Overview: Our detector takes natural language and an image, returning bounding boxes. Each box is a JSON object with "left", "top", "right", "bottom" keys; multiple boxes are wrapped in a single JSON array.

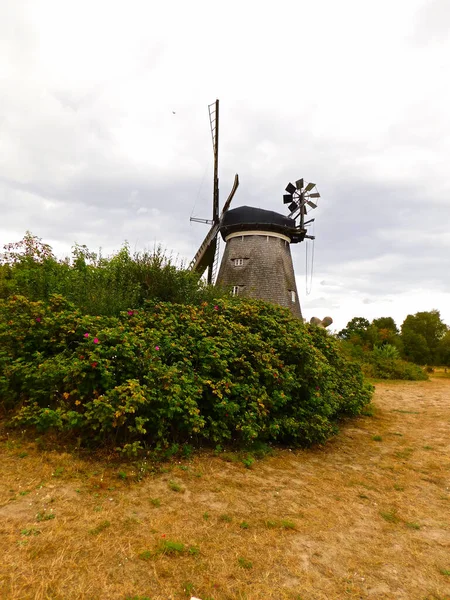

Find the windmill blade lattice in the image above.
[{"left": 189, "top": 99, "right": 239, "bottom": 282}]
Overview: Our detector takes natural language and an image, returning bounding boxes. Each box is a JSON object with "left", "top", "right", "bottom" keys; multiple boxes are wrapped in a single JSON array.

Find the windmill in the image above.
[
  {"left": 189, "top": 100, "right": 240, "bottom": 283},
  {"left": 282, "top": 178, "right": 320, "bottom": 236},
  {"left": 188, "top": 103, "right": 322, "bottom": 319},
  {"left": 213, "top": 178, "right": 321, "bottom": 319}
]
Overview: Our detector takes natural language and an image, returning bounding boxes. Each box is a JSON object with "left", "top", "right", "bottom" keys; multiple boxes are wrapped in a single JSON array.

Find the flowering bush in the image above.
[{"left": 0, "top": 295, "right": 373, "bottom": 450}]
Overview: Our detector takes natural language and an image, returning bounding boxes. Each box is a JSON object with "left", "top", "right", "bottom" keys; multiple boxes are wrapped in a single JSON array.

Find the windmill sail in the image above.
[
  {"left": 221, "top": 174, "right": 239, "bottom": 215},
  {"left": 212, "top": 235, "right": 221, "bottom": 282},
  {"left": 190, "top": 174, "right": 239, "bottom": 276},
  {"left": 189, "top": 223, "right": 220, "bottom": 275},
  {"left": 189, "top": 97, "right": 239, "bottom": 279},
  {"left": 208, "top": 100, "right": 220, "bottom": 225}
]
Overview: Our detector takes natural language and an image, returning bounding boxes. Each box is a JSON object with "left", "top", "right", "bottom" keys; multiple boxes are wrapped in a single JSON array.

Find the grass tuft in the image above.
[
  {"left": 238, "top": 557, "right": 253, "bottom": 569},
  {"left": 219, "top": 514, "right": 232, "bottom": 523},
  {"left": 20, "top": 528, "right": 41, "bottom": 536},
  {"left": 395, "top": 447, "right": 415, "bottom": 460},
  {"left": 168, "top": 480, "right": 184, "bottom": 493},
  {"left": 36, "top": 511, "right": 55, "bottom": 522},
  {"left": 265, "top": 520, "right": 278, "bottom": 528},
  {"left": 380, "top": 509, "right": 400, "bottom": 524},
  {"left": 159, "top": 540, "right": 186, "bottom": 555},
  {"left": 89, "top": 520, "right": 111, "bottom": 535}
]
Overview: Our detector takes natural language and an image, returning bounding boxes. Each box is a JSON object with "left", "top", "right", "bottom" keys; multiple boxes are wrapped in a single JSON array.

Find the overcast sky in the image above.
[{"left": 1, "top": 0, "right": 449, "bottom": 331}]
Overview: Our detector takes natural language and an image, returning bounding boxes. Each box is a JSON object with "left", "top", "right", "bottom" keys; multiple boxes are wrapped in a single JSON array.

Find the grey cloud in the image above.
[
  {"left": 302, "top": 296, "right": 341, "bottom": 310},
  {"left": 1, "top": 0, "right": 450, "bottom": 333},
  {"left": 320, "top": 280, "right": 343, "bottom": 288},
  {"left": 3, "top": 96, "right": 450, "bottom": 302}
]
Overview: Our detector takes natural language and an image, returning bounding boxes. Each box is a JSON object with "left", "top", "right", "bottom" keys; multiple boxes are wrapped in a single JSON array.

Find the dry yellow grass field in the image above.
[{"left": 1, "top": 377, "right": 449, "bottom": 600}]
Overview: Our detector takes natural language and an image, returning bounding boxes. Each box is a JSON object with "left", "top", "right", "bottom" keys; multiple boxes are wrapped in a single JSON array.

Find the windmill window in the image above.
[
  {"left": 232, "top": 286, "right": 239, "bottom": 296},
  {"left": 291, "top": 290, "right": 296, "bottom": 303},
  {"left": 234, "top": 258, "right": 244, "bottom": 266}
]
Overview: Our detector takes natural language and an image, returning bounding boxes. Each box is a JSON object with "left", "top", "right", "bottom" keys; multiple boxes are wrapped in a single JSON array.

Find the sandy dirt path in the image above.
[{"left": 1, "top": 378, "right": 449, "bottom": 599}]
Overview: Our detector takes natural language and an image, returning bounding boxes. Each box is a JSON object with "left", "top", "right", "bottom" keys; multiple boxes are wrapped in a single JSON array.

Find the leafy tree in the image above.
[
  {"left": 437, "top": 329, "right": 450, "bottom": 366},
  {"left": 338, "top": 317, "right": 371, "bottom": 341},
  {"left": 0, "top": 231, "right": 55, "bottom": 265},
  {"left": 370, "top": 316, "right": 403, "bottom": 354},
  {"left": 338, "top": 316, "right": 400, "bottom": 352},
  {"left": 401, "top": 330, "right": 430, "bottom": 364},
  {"left": 372, "top": 317, "right": 399, "bottom": 334},
  {"left": 372, "top": 317, "right": 399, "bottom": 345},
  {"left": 401, "top": 310, "right": 447, "bottom": 365}
]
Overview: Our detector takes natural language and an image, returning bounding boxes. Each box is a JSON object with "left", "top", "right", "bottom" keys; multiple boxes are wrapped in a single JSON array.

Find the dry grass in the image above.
[{"left": 1, "top": 378, "right": 450, "bottom": 600}]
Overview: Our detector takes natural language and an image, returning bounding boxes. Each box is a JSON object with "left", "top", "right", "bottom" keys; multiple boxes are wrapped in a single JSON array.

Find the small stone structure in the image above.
[{"left": 310, "top": 316, "right": 333, "bottom": 328}]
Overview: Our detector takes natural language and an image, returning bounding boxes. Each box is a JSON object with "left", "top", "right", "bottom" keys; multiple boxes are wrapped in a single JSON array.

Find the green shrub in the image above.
[
  {"left": 362, "top": 356, "right": 428, "bottom": 381},
  {"left": 0, "top": 294, "right": 373, "bottom": 450},
  {"left": 372, "top": 344, "right": 400, "bottom": 360},
  {"left": 0, "top": 234, "right": 227, "bottom": 316},
  {"left": 340, "top": 338, "right": 428, "bottom": 381}
]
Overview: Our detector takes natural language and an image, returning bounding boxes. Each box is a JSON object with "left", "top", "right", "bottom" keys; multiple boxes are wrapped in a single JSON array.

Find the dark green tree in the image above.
[
  {"left": 437, "top": 329, "right": 450, "bottom": 366},
  {"left": 401, "top": 310, "right": 447, "bottom": 365},
  {"left": 401, "top": 330, "right": 430, "bottom": 365},
  {"left": 372, "top": 317, "right": 399, "bottom": 335},
  {"left": 338, "top": 317, "right": 371, "bottom": 341},
  {"left": 338, "top": 317, "right": 399, "bottom": 351},
  {"left": 371, "top": 316, "right": 402, "bottom": 352}
]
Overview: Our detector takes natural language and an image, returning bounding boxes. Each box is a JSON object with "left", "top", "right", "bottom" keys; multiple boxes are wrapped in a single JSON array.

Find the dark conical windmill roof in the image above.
[{"left": 220, "top": 206, "right": 296, "bottom": 240}]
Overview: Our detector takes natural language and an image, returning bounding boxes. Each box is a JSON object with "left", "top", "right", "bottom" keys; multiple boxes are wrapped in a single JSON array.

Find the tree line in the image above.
[{"left": 337, "top": 311, "right": 450, "bottom": 367}]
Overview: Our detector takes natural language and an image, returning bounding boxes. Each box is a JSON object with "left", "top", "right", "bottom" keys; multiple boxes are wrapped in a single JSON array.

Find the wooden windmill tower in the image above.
[{"left": 190, "top": 101, "right": 320, "bottom": 319}]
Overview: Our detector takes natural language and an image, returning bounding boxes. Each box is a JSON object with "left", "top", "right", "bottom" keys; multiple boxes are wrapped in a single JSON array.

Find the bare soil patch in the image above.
[{"left": 1, "top": 378, "right": 449, "bottom": 600}]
